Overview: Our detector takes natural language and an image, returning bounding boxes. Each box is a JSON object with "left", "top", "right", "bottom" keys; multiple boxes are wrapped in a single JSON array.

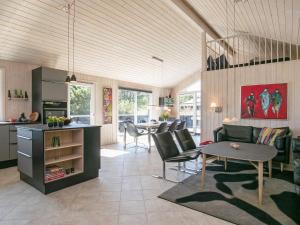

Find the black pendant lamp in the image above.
[
  {"left": 65, "top": 1, "right": 77, "bottom": 83},
  {"left": 70, "top": 0, "right": 77, "bottom": 83},
  {"left": 65, "top": 3, "right": 71, "bottom": 83}
]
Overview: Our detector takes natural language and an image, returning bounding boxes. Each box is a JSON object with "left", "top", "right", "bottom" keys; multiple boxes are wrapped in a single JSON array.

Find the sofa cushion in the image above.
[
  {"left": 252, "top": 127, "right": 262, "bottom": 143},
  {"left": 223, "top": 124, "right": 253, "bottom": 143},
  {"left": 257, "top": 127, "right": 285, "bottom": 146}
]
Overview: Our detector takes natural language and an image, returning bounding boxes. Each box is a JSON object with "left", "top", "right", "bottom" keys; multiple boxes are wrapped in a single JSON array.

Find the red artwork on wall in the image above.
[{"left": 241, "top": 83, "right": 287, "bottom": 119}]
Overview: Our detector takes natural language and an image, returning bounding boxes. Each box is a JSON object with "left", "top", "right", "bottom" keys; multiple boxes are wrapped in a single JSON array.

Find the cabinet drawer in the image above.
[
  {"left": 17, "top": 138, "right": 32, "bottom": 157},
  {"left": 10, "top": 131, "right": 17, "bottom": 144},
  {"left": 0, "top": 126, "right": 10, "bottom": 162},
  {"left": 18, "top": 152, "right": 32, "bottom": 177},
  {"left": 9, "top": 144, "right": 18, "bottom": 160},
  {"left": 17, "top": 129, "right": 32, "bottom": 139},
  {"left": 9, "top": 125, "right": 17, "bottom": 132}
]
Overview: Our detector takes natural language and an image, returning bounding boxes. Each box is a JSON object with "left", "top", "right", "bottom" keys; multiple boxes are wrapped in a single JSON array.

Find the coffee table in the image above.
[{"left": 201, "top": 141, "right": 277, "bottom": 205}]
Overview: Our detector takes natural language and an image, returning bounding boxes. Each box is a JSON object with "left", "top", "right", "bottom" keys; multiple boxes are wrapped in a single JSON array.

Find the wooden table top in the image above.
[{"left": 202, "top": 141, "right": 277, "bottom": 162}]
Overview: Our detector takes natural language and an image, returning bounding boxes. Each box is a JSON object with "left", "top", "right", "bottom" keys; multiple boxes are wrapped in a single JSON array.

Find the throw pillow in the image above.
[{"left": 257, "top": 127, "right": 285, "bottom": 146}]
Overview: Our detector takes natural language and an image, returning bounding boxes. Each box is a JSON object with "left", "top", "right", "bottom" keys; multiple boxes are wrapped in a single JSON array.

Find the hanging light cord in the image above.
[
  {"left": 73, "top": 0, "right": 76, "bottom": 75},
  {"left": 67, "top": 5, "right": 70, "bottom": 74}
]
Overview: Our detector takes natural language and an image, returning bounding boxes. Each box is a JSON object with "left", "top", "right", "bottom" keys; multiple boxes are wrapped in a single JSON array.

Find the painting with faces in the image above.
[{"left": 241, "top": 83, "right": 287, "bottom": 119}]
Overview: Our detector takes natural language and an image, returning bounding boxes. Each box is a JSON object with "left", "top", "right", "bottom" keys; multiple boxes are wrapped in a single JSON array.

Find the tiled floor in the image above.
[{"left": 0, "top": 141, "right": 231, "bottom": 225}]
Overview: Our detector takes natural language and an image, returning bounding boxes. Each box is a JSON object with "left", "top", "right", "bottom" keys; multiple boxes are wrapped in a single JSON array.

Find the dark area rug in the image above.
[{"left": 159, "top": 161, "right": 300, "bottom": 225}]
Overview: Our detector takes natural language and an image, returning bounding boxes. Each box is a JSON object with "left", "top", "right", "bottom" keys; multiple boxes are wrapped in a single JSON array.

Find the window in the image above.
[
  {"left": 118, "top": 88, "right": 152, "bottom": 131},
  {"left": 178, "top": 91, "right": 201, "bottom": 134},
  {"left": 68, "top": 82, "right": 95, "bottom": 125}
]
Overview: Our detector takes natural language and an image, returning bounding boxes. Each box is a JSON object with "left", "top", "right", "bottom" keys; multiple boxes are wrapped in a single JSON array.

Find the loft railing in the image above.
[{"left": 206, "top": 34, "right": 300, "bottom": 71}]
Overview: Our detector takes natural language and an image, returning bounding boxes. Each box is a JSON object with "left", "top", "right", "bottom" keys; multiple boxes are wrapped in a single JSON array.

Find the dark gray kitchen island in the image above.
[{"left": 16, "top": 124, "right": 101, "bottom": 194}]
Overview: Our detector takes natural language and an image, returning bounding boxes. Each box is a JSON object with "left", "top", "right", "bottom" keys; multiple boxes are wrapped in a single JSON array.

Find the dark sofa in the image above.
[
  {"left": 292, "top": 138, "right": 300, "bottom": 195},
  {"left": 214, "top": 124, "right": 292, "bottom": 171}
]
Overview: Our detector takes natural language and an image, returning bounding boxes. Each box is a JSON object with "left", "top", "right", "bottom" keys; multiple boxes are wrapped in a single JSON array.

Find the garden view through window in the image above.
[
  {"left": 178, "top": 91, "right": 201, "bottom": 134},
  {"left": 69, "top": 82, "right": 95, "bottom": 125},
  {"left": 118, "top": 88, "right": 151, "bottom": 132}
]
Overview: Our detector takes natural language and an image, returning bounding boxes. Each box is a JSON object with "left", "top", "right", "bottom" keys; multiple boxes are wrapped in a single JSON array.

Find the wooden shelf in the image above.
[
  {"left": 45, "top": 170, "right": 83, "bottom": 183},
  {"left": 45, "top": 143, "right": 82, "bottom": 151},
  {"left": 45, "top": 154, "right": 82, "bottom": 166},
  {"left": 8, "top": 98, "right": 30, "bottom": 101}
]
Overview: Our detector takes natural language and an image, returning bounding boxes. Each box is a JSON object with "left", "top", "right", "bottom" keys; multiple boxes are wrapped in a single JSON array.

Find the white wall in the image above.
[
  {"left": 171, "top": 70, "right": 201, "bottom": 117},
  {"left": 0, "top": 60, "right": 170, "bottom": 145},
  {"left": 201, "top": 60, "right": 300, "bottom": 141}
]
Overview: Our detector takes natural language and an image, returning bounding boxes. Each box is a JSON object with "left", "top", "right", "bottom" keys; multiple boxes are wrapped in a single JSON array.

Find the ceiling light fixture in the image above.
[
  {"left": 65, "top": 1, "right": 77, "bottom": 83},
  {"left": 70, "top": 0, "right": 77, "bottom": 83},
  {"left": 65, "top": 2, "right": 71, "bottom": 83}
]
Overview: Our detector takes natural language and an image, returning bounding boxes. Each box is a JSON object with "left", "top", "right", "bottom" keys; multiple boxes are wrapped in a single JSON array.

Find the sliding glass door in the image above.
[
  {"left": 118, "top": 88, "right": 152, "bottom": 131},
  {"left": 178, "top": 91, "right": 201, "bottom": 134}
]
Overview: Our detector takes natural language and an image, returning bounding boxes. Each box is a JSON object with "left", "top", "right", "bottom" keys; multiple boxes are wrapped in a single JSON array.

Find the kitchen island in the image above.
[{"left": 16, "top": 124, "right": 101, "bottom": 194}]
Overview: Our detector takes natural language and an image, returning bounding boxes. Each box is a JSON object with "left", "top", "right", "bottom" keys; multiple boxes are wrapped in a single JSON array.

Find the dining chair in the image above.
[
  {"left": 151, "top": 132, "right": 200, "bottom": 183},
  {"left": 154, "top": 122, "right": 168, "bottom": 134},
  {"left": 168, "top": 119, "right": 180, "bottom": 133},
  {"left": 174, "top": 129, "right": 202, "bottom": 173},
  {"left": 176, "top": 121, "right": 186, "bottom": 130},
  {"left": 125, "top": 122, "right": 148, "bottom": 150}
]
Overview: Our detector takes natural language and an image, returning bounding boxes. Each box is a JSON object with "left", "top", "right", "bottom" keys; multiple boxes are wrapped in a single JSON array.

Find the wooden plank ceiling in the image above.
[
  {"left": 188, "top": 0, "right": 300, "bottom": 45},
  {"left": 0, "top": 0, "right": 203, "bottom": 88}
]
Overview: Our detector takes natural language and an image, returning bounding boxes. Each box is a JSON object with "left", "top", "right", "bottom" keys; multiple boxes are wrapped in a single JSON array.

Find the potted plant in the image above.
[
  {"left": 160, "top": 111, "right": 170, "bottom": 121},
  {"left": 58, "top": 117, "right": 65, "bottom": 128},
  {"left": 53, "top": 117, "right": 58, "bottom": 127},
  {"left": 47, "top": 116, "right": 54, "bottom": 128}
]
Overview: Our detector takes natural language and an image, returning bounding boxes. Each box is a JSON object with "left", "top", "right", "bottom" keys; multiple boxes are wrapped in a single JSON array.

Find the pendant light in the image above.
[
  {"left": 65, "top": 3, "right": 71, "bottom": 83},
  {"left": 70, "top": 0, "right": 77, "bottom": 82}
]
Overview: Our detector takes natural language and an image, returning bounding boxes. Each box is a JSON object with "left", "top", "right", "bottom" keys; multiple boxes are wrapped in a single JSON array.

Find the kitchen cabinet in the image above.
[
  {"left": 42, "top": 67, "right": 67, "bottom": 83},
  {"left": 42, "top": 81, "right": 68, "bottom": 102},
  {"left": 9, "top": 125, "right": 18, "bottom": 160},
  {"left": 0, "top": 126, "right": 9, "bottom": 162},
  {"left": 16, "top": 124, "right": 101, "bottom": 194}
]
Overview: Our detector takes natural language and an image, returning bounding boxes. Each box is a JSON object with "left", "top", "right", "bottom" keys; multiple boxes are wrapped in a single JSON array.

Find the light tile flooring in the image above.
[{"left": 0, "top": 141, "right": 232, "bottom": 225}]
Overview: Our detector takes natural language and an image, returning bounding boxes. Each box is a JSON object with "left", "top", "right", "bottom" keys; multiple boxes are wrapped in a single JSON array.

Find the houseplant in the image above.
[
  {"left": 160, "top": 111, "right": 170, "bottom": 121},
  {"left": 58, "top": 117, "right": 65, "bottom": 127},
  {"left": 47, "top": 116, "right": 54, "bottom": 128}
]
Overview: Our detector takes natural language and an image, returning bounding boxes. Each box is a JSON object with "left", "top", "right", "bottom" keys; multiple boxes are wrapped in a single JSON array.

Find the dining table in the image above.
[{"left": 123, "top": 122, "right": 166, "bottom": 152}]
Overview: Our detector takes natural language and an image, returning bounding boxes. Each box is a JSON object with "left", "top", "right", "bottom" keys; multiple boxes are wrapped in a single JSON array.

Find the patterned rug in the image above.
[{"left": 159, "top": 161, "right": 300, "bottom": 225}]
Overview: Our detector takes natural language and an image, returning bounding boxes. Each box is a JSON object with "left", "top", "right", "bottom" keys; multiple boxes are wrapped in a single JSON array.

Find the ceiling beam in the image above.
[{"left": 170, "top": 0, "right": 235, "bottom": 55}]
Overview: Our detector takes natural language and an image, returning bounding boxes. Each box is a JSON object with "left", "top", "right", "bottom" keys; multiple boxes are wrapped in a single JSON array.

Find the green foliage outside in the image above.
[
  {"left": 70, "top": 85, "right": 91, "bottom": 115},
  {"left": 118, "top": 90, "right": 149, "bottom": 115},
  {"left": 118, "top": 90, "right": 134, "bottom": 115},
  {"left": 179, "top": 94, "right": 193, "bottom": 105},
  {"left": 137, "top": 93, "right": 149, "bottom": 114}
]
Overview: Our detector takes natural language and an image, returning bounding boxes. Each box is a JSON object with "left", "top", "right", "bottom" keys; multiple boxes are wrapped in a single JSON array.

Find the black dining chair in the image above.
[
  {"left": 152, "top": 132, "right": 200, "bottom": 183},
  {"left": 154, "top": 122, "right": 168, "bottom": 134},
  {"left": 125, "top": 122, "right": 148, "bottom": 150},
  {"left": 174, "top": 129, "right": 202, "bottom": 172},
  {"left": 176, "top": 121, "right": 186, "bottom": 130},
  {"left": 168, "top": 119, "right": 180, "bottom": 133}
]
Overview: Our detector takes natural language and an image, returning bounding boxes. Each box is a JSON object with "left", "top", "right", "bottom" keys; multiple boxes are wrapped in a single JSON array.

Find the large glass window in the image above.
[
  {"left": 178, "top": 91, "right": 201, "bottom": 134},
  {"left": 69, "top": 82, "right": 95, "bottom": 125},
  {"left": 118, "top": 88, "right": 151, "bottom": 131}
]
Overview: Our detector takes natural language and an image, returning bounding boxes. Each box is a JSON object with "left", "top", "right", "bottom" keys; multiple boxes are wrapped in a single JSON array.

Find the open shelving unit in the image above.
[{"left": 44, "top": 129, "right": 84, "bottom": 183}]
